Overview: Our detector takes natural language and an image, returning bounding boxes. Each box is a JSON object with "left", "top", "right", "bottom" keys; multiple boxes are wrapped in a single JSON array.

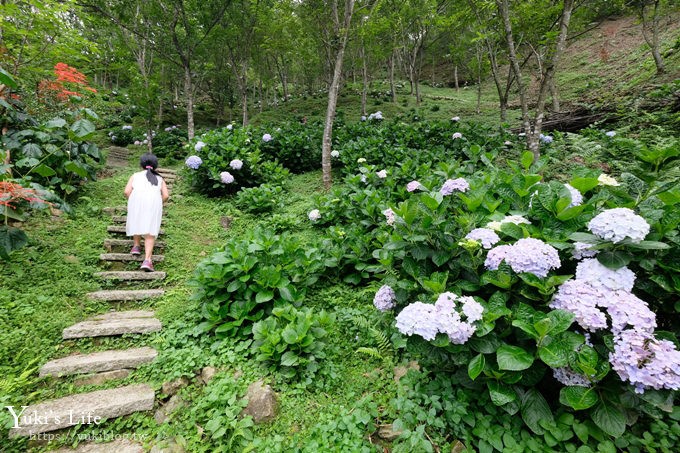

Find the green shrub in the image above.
[
  {"left": 252, "top": 305, "right": 334, "bottom": 380},
  {"left": 152, "top": 127, "right": 187, "bottom": 160},
  {"left": 234, "top": 184, "right": 283, "bottom": 214},
  {"left": 108, "top": 126, "right": 134, "bottom": 146}
]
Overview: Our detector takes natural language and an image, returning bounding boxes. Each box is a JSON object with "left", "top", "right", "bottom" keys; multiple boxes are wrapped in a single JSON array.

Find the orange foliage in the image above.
[
  {"left": 0, "top": 181, "right": 50, "bottom": 209},
  {"left": 38, "top": 62, "right": 97, "bottom": 102}
]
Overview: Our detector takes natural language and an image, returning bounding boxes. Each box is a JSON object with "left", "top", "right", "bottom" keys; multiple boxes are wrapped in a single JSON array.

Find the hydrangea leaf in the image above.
[
  {"left": 592, "top": 401, "right": 626, "bottom": 437},
  {"left": 468, "top": 353, "right": 485, "bottom": 380},
  {"left": 487, "top": 381, "right": 517, "bottom": 406},
  {"left": 497, "top": 344, "right": 534, "bottom": 371},
  {"left": 597, "top": 251, "right": 632, "bottom": 269},
  {"left": 521, "top": 389, "right": 554, "bottom": 435}
]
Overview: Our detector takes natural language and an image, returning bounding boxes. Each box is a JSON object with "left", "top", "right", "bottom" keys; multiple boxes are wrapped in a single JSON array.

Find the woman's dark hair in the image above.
[{"left": 140, "top": 153, "right": 160, "bottom": 186}]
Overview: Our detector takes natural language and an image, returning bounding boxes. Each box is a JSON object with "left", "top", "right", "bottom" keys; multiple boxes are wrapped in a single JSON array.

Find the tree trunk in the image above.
[
  {"left": 361, "top": 45, "right": 368, "bottom": 116},
  {"left": 454, "top": 65, "right": 459, "bottom": 92},
  {"left": 549, "top": 78, "right": 560, "bottom": 112},
  {"left": 389, "top": 54, "right": 397, "bottom": 102},
  {"left": 242, "top": 90, "right": 248, "bottom": 126},
  {"left": 640, "top": 1, "right": 665, "bottom": 75},
  {"left": 322, "top": 0, "right": 355, "bottom": 190},
  {"left": 184, "top": 65, "right": 195, "bottom": 139},
  {"left": 258, "top": 78, "right": 263, "bottom": 114}
]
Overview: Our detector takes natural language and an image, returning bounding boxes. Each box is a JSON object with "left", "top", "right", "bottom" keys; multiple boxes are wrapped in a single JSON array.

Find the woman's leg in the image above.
[
  {"left": 144, "top": 234, "right": 156, "bottom": 261},
  {"left": 133, "top": 234, "right": 141, "bottom": 248}
]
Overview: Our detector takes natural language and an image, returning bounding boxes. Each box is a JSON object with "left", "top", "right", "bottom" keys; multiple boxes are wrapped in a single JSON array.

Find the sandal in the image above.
[
  {"left": 140, "top": 259, "right": 154, "bottom": 272},
  {"left": 130, "top": 245, "right": 141, "bottom": 255}
]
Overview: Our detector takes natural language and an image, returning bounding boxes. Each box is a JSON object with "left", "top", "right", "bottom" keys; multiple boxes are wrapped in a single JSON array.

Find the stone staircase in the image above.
[{"left": 10, "top": 168, "right": 179, "bottom": 447}]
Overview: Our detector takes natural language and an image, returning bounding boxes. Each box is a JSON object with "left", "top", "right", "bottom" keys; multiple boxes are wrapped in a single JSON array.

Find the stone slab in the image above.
[
  {"left": 99, "top": 253, "right": 165, "bottom": 262},
  {"left": 91, "top": 310, "right": 156, "bottom": 321},
  {"left": 107, "top": 225, "right": 165, "bottom": 235},
  {"left": 40, "top": 347, "right": 157, "bottom": 377},
  {"left": 74, "top": 369, "right": 131, "bottom": 387},
  {"left": 54, "top": 439, "right": 144, "bottom": 453},
  {"left": 63, "top": 317, "right": 162, "bottom": 339},
  {"left": 112, "top": 216, "right": 165, "bottom": 224},
  {"left": 94, "top": 271, "right": 166, "bottom": 281},
  {"left": 87, "top": 289, "right": 165, "bottom": 301},
  {"left": 104, "top": 239, "right": 166, "bottom": 250},
  {"left": 7, "top": 384, "right": 155, "bottom": 437}
]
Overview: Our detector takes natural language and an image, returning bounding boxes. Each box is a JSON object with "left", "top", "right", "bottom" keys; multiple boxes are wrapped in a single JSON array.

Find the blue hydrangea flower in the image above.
[
  {"left": 465, "top": 228, "right": 500, "bottom": 249},
  {"left": 262, "top": 133, "right": 272, "bottom": 142},
  {"left": 194, "top": 141, "right": 206, "bottom": 152},
  {"left": 564, "top": 183, "right": 583, "bottom": 207},
  {"left": 373, "top": 285, "right": 396, "bottom": 311},
  {"left": 440, "top": 178, "right": 469, "bottom": 195},
  {"left": 552, "top": 367, "right": 592, "bottom": 387},
  {"left": 229, "top": 159, "right": 243, "bottom": 170},
  {"left": 575, "top": 259, "right": 635, "bottom": 293},
  {"left": 185, "top": 155, "right": 203, "bottom": 169},
  {"left": 220, "top": 171, "right": 234, "bottom": 184},
  {"left": 486, "top": 238, "right": 560, "bottom": 278}
]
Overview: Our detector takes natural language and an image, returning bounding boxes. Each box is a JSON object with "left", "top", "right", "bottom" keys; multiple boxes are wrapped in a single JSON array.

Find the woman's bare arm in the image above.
[
  {"left": 124, "top": 175, "right": 134, "bottom": 199},
  {"left": 161, "top": 179, "right": 170, "bottom": 202}
]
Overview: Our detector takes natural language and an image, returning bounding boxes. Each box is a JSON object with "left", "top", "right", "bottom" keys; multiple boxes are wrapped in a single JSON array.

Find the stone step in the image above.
[
  {"left": 103, "top": 207, "right": 168, "bottom": 217},
  {"left": 63, "top": 316, "right": 162, "bottom": 339},
  {"left": 94, "top": 271, "right": 166, "bottom": 281},
  {"left": 39, "top": 347, "right": 158, "bottom": 377},
  {"left": 104, "top": 238, "right": 166, "bottom": 251},
  {"left": 87, "top": 289, "right": 165, "bottom": 301},
  {"left": 157, "top": 168, "right": 177, "bottom": 175},
  {"left": 99, "top": 253, "right": 164, "bottom": 262},
  {"left": 91, "top": 310, "right": 156, "bottom": 320},
  {"left": 112, "top": 216, "right": 165, "bottom": 224},
  {"left": 53, "top": 439, "right": 144, "bottom": 453},
  {"left": 7, "top": 384, "right": 155, "bottom": 437},
  {"left": 107, "top": 225, "right": 165, "bottom": 235}
]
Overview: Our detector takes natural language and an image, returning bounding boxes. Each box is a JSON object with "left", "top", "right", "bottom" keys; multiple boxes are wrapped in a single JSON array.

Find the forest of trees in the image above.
[{"left": 1, "top": 0, "right": 676, "bottom": 142}]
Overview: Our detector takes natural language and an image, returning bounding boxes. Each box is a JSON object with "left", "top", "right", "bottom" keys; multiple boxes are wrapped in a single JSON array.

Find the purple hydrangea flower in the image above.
[
  {"left": 368, "top": 111, "right": 383, "bottom": 121},
  {"left": 395, "top": 302, "right": 439, "bottom": 341},
  {"left": 452, "top": 132, "right": 463, "bottom": 140},
  {"left": 361, "top": 115, "right": 367, "bottom": 121},
  {"left": 607, "top": 292, "right": 656, "bottom": 335},
  {"left": 373, "top": 285, "right": 396, "bottom": 311},
  {"left": 575, "top": 259, "right": 635, "bottom": 293},
  {"left": 572, "top": 242, "right": 598, "bottom": 260},
  {"left": 484, "top": 245, "right": 512, "bottom": 270},
  {"left": 460, "top": 296, "right": 484, "bottom": 323},
  {"left": 194, "top": 141, "right": 206, "bottom": 152},
  {"left": 487, "top": 238, "right": 560, "bottom": 277},
  {"left": 465, "top": 228, "right": 500, "bottom": 250},
  {"left": 605, "top": 131, "right": 616, "bottom": 137},
  {"left": 564, "top": 184, "right": 583, "bottom": 207},
  {"left": 539, "top": 134, "right": 553, "bottom": 144},
  {"left": 122, "top": 125, "right": 132, "bottom": 130},
  {"left": 440, "top": 178, "right": 469, "bottom": 195},
  {"left": 185, "top": 155, "right": 203, "bottom": 169},
  {"left": 610, "top": 329, "right": 680, "bottom": 393},
  {"left": 587, "top": 208, "right": 650, "bottom": 244},
  {"left": 308, "top": 209, "right": 321, "bottom": 221},
  {"left": 553, "top": 367, "right": 592, "bottom": 387},
  {"left": 406, "top": 180, "right": 421, "bottom": 192},
  {"left": 229, "top": 159, "right": 243, "bottom": 170},
  {"left": 550, "top": 280, "right": 609, "bottom": 331},
  {"left": 220, "top": 171, "right": 234, "bottom": 184},
  {"left": 383, "top": 208, "right": 396, "bottom": 226},
  {"left": 262, "top": 133, "right": 272, "bottom": 142}
]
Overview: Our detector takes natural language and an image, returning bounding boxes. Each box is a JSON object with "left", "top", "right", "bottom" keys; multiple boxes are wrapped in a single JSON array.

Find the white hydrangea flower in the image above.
[
  {"left": 597, "top": 174, "right": 620, "bottom": 186},
  {"left": 587, "top": 208, "right": 649, "bottom": 243}
]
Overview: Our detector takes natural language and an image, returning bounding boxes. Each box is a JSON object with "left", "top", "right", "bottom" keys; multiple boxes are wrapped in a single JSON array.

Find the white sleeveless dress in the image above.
[{"left": 126, "top": 171, "right": 163, "bottom": 237}]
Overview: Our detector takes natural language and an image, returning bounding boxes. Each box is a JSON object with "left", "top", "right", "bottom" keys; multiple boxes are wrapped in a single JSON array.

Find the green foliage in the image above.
[
  {"left": 152, "top": 127, "right": 188, "bottom": 160},
  {"left": 234, "top": 184, "right": 284, "bottom": 214},
  {"left": 108, "top": 126, "right": 134, "bottom": 146},
  {"left": 191, "top": 227, "right": 337, "bottom": 338},
  {"left": 252, "top": 305, "right": 334, "bottom": 380}
]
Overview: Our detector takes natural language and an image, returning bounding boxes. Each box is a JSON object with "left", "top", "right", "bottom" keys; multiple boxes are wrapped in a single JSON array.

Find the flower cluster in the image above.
[
  {"left": 185, "top": 155, "right": 203, "bottom": 170},
  {"left": 226, "top": 124, "right": 234, "bottom": 131},
  {"left": 376, "top": 170, "right": 387, "bottom": 179},
  {"left": 195, "top": 141, "right": 206, "bottom": 152},
  {"left": 485, "top": 238, "right": 561, "bottom": 278},
  {"left": 368, "top": 111, "right": 383, "bottom": 121},
  {"left": 229, "top": 159, "right": 243, "bottom": 170},
  {"left": 122, "top": 125, "right": 132, "bottom": 130},
  {"left": 552, "top": 367, "right": 592, "bottom": 387},
  {"left": 486, "top": 215, "right": 531, "bottom": 231},
  {"left": 465, "top": 228, "right": 500, "bottom": 249},
  {"left": 373, "top": 285, "right": 396, "bottom": 311},
  {"left": 262, "top": 133, "right": 272, "bottom": 142},
  {"left": 451, "top": 116, "right": 460, "bottom": 122},
  {"left": 539, "top": 134, "right": 553, "bottom": 144},
  {"left": 406, "top": 180, "right": 421, "bottom": 192},
  {"left": 587, "top": 208, "right": 650, "bottom": 244},
  {"left": 395, "top": 292, "right": 483, "bottom": 344},
  {"left": 383, "top": 208, "right": 396, "bottom": 226},
  {"left": 605, "top": 131, "right": 617, "bottom": 137},
  {"left": 440, "top": 178, "right": 469, "bottom": 195},
  {"left": 308, "top": 209, "right": 321, "bottom": 221},
  {"left": 564, "top": 184, "right": 583, "bottom": 207},
  {"left": 331, "top": 150, "right": 340, "bottom": 158},
  {"left": 164, "top": 125, "right": 179, "bottom": 132},
  {"left": 572, "top": 241, "right": 598, "bottom": 260},
  {"left": 452, "top": 132, "right": 463, "bottom": 140},
  {"left": 220, "top": 171, "right": 234, "bottom": 184},
  {"left": 597, "top": 174, "right": 619, "bottom": 186},
  {"left": 550, "top": 258, "right": 680, "bottom": 393}
]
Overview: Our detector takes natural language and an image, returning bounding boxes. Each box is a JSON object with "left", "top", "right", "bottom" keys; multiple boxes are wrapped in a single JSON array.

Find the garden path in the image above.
[{"left": 9, "top": 155, "right": 178, "bottom": 450}]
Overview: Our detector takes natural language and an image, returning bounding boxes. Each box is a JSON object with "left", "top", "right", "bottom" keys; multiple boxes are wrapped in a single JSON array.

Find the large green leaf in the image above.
[
  {"left": 537, "top": 337, "right": 570, "bottom": 367},
  {"left": 22, "top": 143, "right": 42, "bottom": 158},
  {"left": 70, "top": 119, "right": 96, "bottom": 139},
  {"left": 0, "top": 226, "right": 28, "bottom": 260},
  {"left": 592, "top": 401, "right": 626, "bottom": 437},
  {"left": 64, "top": 161, "right": 89, "bottom": 178},
  {"left": 497, "top": 344, "right": 534, "bottom": 371},
  {"left": 521, "top": 389, "right": 554, "bottom": 435},
  {"left": 468, "top": 353, "right": 485, "bottom": 380},
  {"left": 559, "top": 386, "right": 598, "bottom": 410},
  {"left": 45, "top": 118, "right": 67, "bottom": 129},
  {"left": 0, "top": 67, "right": 18, "bottom": 89},
  {"left": 487, "top": 381, "right": 516, "bottom": 406},
  {"left": 33, "top": 164, "right": 56, "bottom": 177},
  {"left": 255, "top": 289, "right": 274, "bottom": 303},
  {"left": 597, "top": 251, "right": 632, "bottom": 269}
]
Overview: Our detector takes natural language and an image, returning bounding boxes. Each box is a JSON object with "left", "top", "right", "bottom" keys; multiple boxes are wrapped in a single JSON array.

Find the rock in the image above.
[
  {"left": 154, "top": 395, "right": 185, "bottom": 424},
  {"left": 74, "top": 369, "right": 131, "bottom": 386},
  {"left": 40, "top": 347, "right": 157, "bottom": 377},
  {"left": 162, "top": 376, "right": 189, "bottom": 396},
  {"left": 150, "top": 438, "right": 185, "bottom": 453},
  {"left": 242, "top": 380, "right": 278, "bottom": 423},
  {"left": 63, "top": 317, "right": 162, "bottom": 339},
  {"left": 200, "top": 366, "right": 217, "bottom": 385},
  {"left": 220, "top": 216, "right": 233, "bottom": 229},
  {"left": 393, "top": 360, "right": 420, "bottom": 382},
  {"left": 378, "top": 424, "right": 403, "bottom": 441},
  {"left": 53, "top": 439, "right": 144, "bottom": 453},
  {"left": 451, "top": 440, "right": 467, "bottom": 453},
  {"left": 50, "top": 207, "right": 64, "bottom": 217},
  {"left": 64, "top": 255, "right": 80, "bottom": 264},
  {"left": 86, "top": 289, "right": 165, "bottom": 302},
  {"left": 94, "top": 271, "right": 167, "bottom": 281},
  {"left": 8, "top": 384, "right": 155, "bottom": 437}
]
